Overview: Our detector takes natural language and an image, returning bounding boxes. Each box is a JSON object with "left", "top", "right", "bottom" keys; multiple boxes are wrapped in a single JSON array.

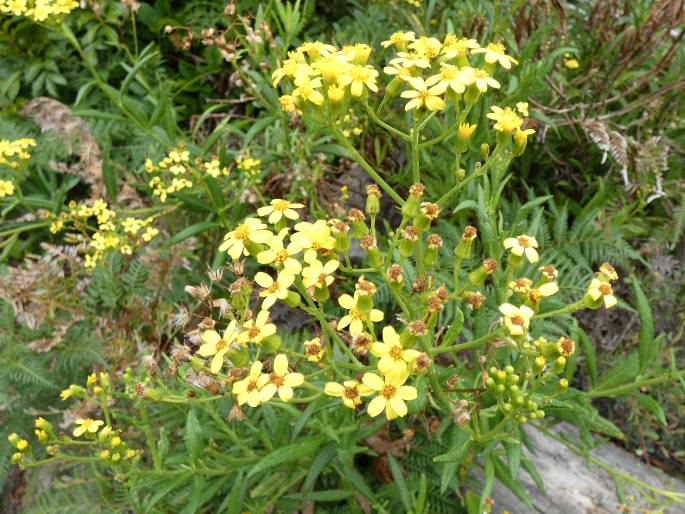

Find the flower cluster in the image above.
[
  {"left": 49, "top": 198, "right": 159, "bottom": 268},
  {"left": 0, "top": 0, "right": 78, "bottom": 21},
  {"left": 0, "top": 137, "right": 35, "bottom": 168}
]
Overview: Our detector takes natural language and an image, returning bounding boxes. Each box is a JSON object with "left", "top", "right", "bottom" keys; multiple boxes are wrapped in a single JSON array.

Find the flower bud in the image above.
[
  {"left": 424, "top": 234, "right": 443, "bottom": 266},
  {"left": 262, "top": 335, "right": 282, "bottom": 352},
  {"left": 399, "top": 226, "right": 418, "bottom": 258},
  {"left": 415, "top": 202, "right": 440, "bottom": 231},
  {"left": 228, "top": 346, "right": 249, "bottom": 367},
  {"left": 284, "top": 290, "right": 301, "bottom": 308},
  {"left": 365, "top": 184, "right": 381, "bottom": 216},
  {"left": 468, "top": 258, "right": 498, "bottom": 286},
  {"left": 556, "top": 378, "right": 569, "bottom": 393},
  {"left": 480, "top": 143, "right": 490, "bottom": 160},
  {"left": 401, "top": 183, "right": 424, "bottom": 219},
  {"left": 454, "top": 225, "right": 477, "bottom": 259},
  {"left": 143, "top": 388, "right": 162, "bottom": 401},
  {"left": 11, "top": 452, "right": 23, "bottom": 465},
  {"left": 360, "top": 234, "right": 383, "bottom": 267},
  {"left": 455, "top": 123, "right": 477, "bottom": 153}
]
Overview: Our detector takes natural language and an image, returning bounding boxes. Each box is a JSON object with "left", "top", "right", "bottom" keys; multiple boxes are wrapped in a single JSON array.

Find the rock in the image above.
[{"left": 491, "top": 423, "right": 685, "bottom": 513}]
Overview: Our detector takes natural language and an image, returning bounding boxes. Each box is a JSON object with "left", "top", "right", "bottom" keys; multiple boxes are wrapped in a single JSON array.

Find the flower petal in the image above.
[
  {"left": 362, "top": 372, "right": 385, "bottom": 391},
  {"left": 367, "top": 396, "right": 386, "bottom": 417}
]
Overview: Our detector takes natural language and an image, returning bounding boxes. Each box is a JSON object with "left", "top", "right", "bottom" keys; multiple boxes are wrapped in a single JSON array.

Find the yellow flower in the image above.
[
  {"left": 381, "top": 31, "right": 416, "bottom": 49},
  {"left": 324, "top": 380, "right": 373, "bottom": 408},
  {"left": 338, "top": 64, "right": 379, "bottom": 97},
  {"left": 426, "top": 63, "right": 467, "bottom": 94},
  {"left": 498, "top": 303, "right": 534, "bottom": 336},
  {"left": 516, "top": 102, "right": 529, "bottom": 117},
  {"left": 219, "top": 218, "right": 272, "bottom": 260},
  {"left": 389, "top": 52, "right": 431, "bottom": 69},
  {"left": 271, "top": 57, "right": 312, "bottom": 86},
  {"left": 73, "top": 419, "right": 104, "bottom": 437},
  {"left": 298, "top": 41, "right": 337, "bottom": 59},
  {"left": 441, "top": 35, "right": 480, "bottom": 59},
  {"left": 254, "top": 271, "right": 295, "bottom": 310},
  {"left": 382, "top": 62, "right": 413, "bottom": 81},
  {"left": 370, "top": 326, "right": 422, "bottom": 378},
  {"left": 337, "top": 293, "right": 384, "bottom": 335},
  {"left": 503, "top": 234, "right": 539, "bottom": 263},
  {"left": 587, "top": 279, "right": 618, "bottom": 309},
  {"left": 198, "top": 320, "right": 239, "bottom": 373},
  {"left": 408, "top": 36, "right": 442, "bottom": 59},
  {"left": 564, "top": 58, "right": 580, "bottom": 69},
  {"left": 327, "top": 85, "right": 346, "bottom": 103},
  {"left": 258, "top": 354, "right": 304, "bottom": 403},
  {"left": 313, "top": 55, "right": 351, "bottom": 82},
  {"left": 301, "top": 258, "right": 339, "bottom": 289},
  {"left": 256, "top": 230, "right": 303, "bottom": 275},
  {"left": 514, "top": 128, "right": 535, "bottom": 145},
  {"left": 303, "top": 337, "right": 324, "bottom": 362},
  {"left": 341, "top": 43, "right": 372, "bottom": 64},
  {"left": 237, "top": 310, "right": 277, "bottom": 345},
  {"left": 290, "top": 220, "right": 336, "bottom": 262},
  {"left": 471, "top": 42, "right": 518, "bottom": 69},
  {"left": 0, "top": 180, "right": 15, "bottom": 197},
  {"left": 457, "top": 67, "right": 500, "bottom": 93},
  {"left": 257, "top": 199, "right": 305, "bottom": 224},
  {"left": 597, "top": 263, "right": 618, "bottom": 281},
  {"left": 293, "top": 77, "right": 325, "bottom": 106},
  {"left": 279, "top": 94, "right": 297, "bottom": 113},
  {"left": 487, "top": 106, "right": 523, "bottom": 133},
  {"left": 400, "top": 77, "right": 445, "bottom": 111},
  {"left": 363, "top": 372, "right": 417, "bottom": 420},
  {"left": 232, "top": 361, "right": 266, "bottom": 407}
]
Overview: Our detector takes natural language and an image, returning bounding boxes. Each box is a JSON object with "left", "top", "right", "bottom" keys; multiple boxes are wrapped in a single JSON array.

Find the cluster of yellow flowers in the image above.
[
  {"left": 272, "top": 32, "right": 535, "bottom": 147},
  {"left": 0, "top": 179, "right": 14, "bottom": 198},
  {"left": 0, "top": 0, "right": 78, "bottom": 21},
  {"left": 235, "top": 154, "right": 262, "bottom": 179},
  {"left": 0, "top": 137, "right": 35, "bottom": 168},
  {"left": 49, "top": 198, "right": 159, "bottom": 268}
]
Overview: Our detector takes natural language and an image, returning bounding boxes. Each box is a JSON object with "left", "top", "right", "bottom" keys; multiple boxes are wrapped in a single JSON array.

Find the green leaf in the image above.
[
  {"left": 630, "top": 277, "right": 655, "bottom": 374},
  {"left": 185, "top": 407, "right": 203, "bottom": 464},
  {"left": 387, "top": 454, "right": 412, "bottom": 511},
  {"left": 493, "top": 456, "right": 533, "bottom": 509},
  {"left": 634, "top": 392, "right": 667, "bottom": 426},
  {"left": 166, "top": 220, "right": 218, "bottom": 246},
  {"left": 302, "top": 443, "right": 336, "bottom": 492},
  {"left": 225, "top": 472, "right": 247, "bottom": 514},
  {"left": 576, "top": 326, "right": 597, "bottom": 387},
  {"left": 284, "top": 490, "right": 354, "bottom": 501},
  {"left": 441, "top": 308, "right": 464, "bottom": 346},
  {"left": 247, "top": 436, "right": 324, "bottom": 478}
]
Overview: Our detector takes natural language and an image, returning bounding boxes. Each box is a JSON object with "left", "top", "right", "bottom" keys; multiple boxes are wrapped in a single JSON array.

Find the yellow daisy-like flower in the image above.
[
  {"left": 338, "top": 64, "right": 379, "bottom": 97},
  {"left": 73, "top": 419, "right": 104, "bottom": 437},
  {"left": 426, "top": 63, "right": 467, "bottom": 94},
  {"left": 564, "top": 58, "right": 580, "bottom": 69},
  {"left": 516, "top": 102, "right": 529, "bottom": 117},
  {"left": 290, "top": 220, "right": 336, "bottom": 262},
  {"left": 389, "top": 52, "right": 431, "bottom": 69},
  {"left": 293, "top": 77, "right": 325, "bottom": 106},
  {"left": 301, "top": 258, "right": 339, "bottom": 289},
  {"left": 232, "top": 361, "right": 266, "bottom": 407},
  {"left": 258, "top": 354, "right": 304, "bottom": 403},
  {"left": 237, "top": 310, "right": 277, "bottom": 345},
  {"left": 254, "top": 271, "right": 295, "bottom": 310},
  {"left": 219, "top": 218, "right": 272, "bottom": 260},
  {"left": 441, "top": 35, "right": 480, "bottom": 59},
  {"left": 503, "top": 234, "right": 539, "bottom": 263},
  {"left": 381, "top": 31, "right": 416, "bottom": 49},
  {"left": 487, "top": 106, "right": 523, "bottom": 133},
  {"left": 498, "top": 303, "right": 534, "bottom": 336},
  {"left": 324, "top": 380, "right": 373, "bottom": 408},
  {"left": 298, "top": 41, "right": 337, "bottom": 59},
  {"left": 471, "top": 42, "right": 518, "bottom": 69},
  {"left": 370, "top": 326, "right": 422, "bottom": 378},
  {"left": 457, "top": 67, "right": 500, "bottom": 93},
  {"left": 400, "top": 77, "right": 445, "bottom": 111},
  {"left": 0, "top": 179, "right": 15, "bottom": 197},
  {"left": 257, "top": 199, "right": 304, "bottom": 224},
  {"left": 363, "top": 372, "right": 417, "bottom": 420},
  {"left": 198, "top": 320, "right": 239, "bottom": 373},
  {"left": 312, "top": 54, "right": 352, "bottom": 82},
  {"left": 256, "top": 230, "right": 303, "bottom": 276},
  {"left": 382, "top": 62, "right": 413, "bottom": 80},
  {"left": 587, "top": 279, "right": 618, "bottom": 309},
  {"left": 408, "top": 36, "right": 442, "bottom": 59},
  {"left": 303, "top": 337, "right": 324, "bottom": 362},
  {"left": 337, "top": 293, "right": 384, "bottom": 335}
]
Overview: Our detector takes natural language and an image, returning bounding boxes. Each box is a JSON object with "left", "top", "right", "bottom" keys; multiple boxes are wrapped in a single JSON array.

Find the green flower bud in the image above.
[
  {"left": 365, "top": 184, "right": 381, "bottom": 216},
  {"left": 284, "top": 290, "right": 301, "bottom": 308},
  {"left": 143, "top": 388, "right": 162, "bottom": 401},
  {"left": 228, "top": 346, "right": 249, "bottom": 367},
  {"left": 556, "top": 378, "right": 569, "bottom": 394},
  {"left": 262, "top": 335, "right": 282, "bottom": 352},
  {"left": 401, "top": 183, "right": 425, "bottom": 219}
]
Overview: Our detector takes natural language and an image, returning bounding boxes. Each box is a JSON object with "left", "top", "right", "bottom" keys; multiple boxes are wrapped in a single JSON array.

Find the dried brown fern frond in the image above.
[
  {"left": 582, "top": 119, "right": 629, "bottom": 186},
  {"left": 21, "top": 97, "right": 104, "bottom": 199}
]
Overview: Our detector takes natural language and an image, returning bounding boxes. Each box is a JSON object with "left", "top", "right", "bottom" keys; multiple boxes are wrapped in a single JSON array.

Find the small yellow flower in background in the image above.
[
  {"left": 471, "top": 42, "right": 518, "bottom": 69},
  {"left": 198, "top": 320, "right": 239, "bottom": 373},
  {"left": 257, "top": 230, "right": 302, "bottom": 275},
  {"left": 503, "top": 234, "right": 539, "bottom": 263},
  {"left": 238, "top": 310, "right": 277, "bottom": 345},
  {"left": 73, "top": 418, "right": 104, "bottom": 437},
  {"left": 232, "top": 361, "right": 265, "bottom": 407},
  {"left": 338, "top": 64, "right": 379, "bottom": 97},
  {"left": 303, "top": 337, "right": 324, "bottom": 362},
  {"left": 597, "top": 262, "right": 618, "bottom": 281},
  {"left": 301, "top": 258, "right": 339, "bottom": 289},
  {"left": 293, "top": 77, "right": 325, "bottom": 106},
  {"left": 563, "top": 53, "right": 580, "bottom": 69},
  {"left": 59, "top": 384, "right": 83, "bottom": 400},
  {"left": 254, "top": 271, "right": 295, "bottom": 309},
  {"left": 370, "top": 326, "right": 422, "bottom": 378},
  {"left": 290, "top": 220, "right": 336, "bottom": 262},
  {"left": 337, "top": 293, "right": 384, "bottom": 335},
  {"left": 383, "top": 62, "right": 413, "bottom": 80},
  {"left": 324, "top": 380, "right": 373, "bottom": 408},
  {"left": 381, "top": 31, "right": 416, "bottom": 49},
  {"left": 401, "top": 77, "right": 445, "bottom": 111},
  {"left": 363, "top": 372, "right": 417, "bottom": 420},
  {"left": 487, "top": 106, "right": 523, "bottom": 133},
  {"left": 0, "top": 179, "right": 15, "bottom": 197},
  {"left": 509, "top": 277, "right": 533, "bottom": 294},
  {"left": 219, "top": 218, "right": 272, "bottom": 260},
  {"left": 587, "top": 278, "right": 618, "bottom": 308},
  {"left": 258, "top": 354, "right": 304, "bottom": 403},
  {"left": 499, "top": 303, "right": 534, "bottom": 336},
  {"left": 516, "top": 102, "right": 529, "bottom": 117},
  {"left": 257, "top": 199, "right": 305, "bottom": 224},
  {"left": 279, "top": 94, "right": 297, "bottom": 113},
  {"left": 299, "top": 41, "right": 337, "bottom": 59}
]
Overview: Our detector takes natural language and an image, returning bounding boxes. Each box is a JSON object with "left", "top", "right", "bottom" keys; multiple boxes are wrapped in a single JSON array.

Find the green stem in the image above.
[
  {"left": 138, "top": 402, "right": 161, "bottom": 470},
  {"left": 586, "top": 369, "right": 685, "bottom": 398},
  {"left": 411, "top": 124, "right": 420, "bottom": 183},
  {"left": 328, "top": 123, "right": 404, "bottom": 206},
  {"left": 364, "top": 102, "right": 410, "bottom": 140},
  {"left": 437, "top": 158, "right": 494, "bottom": 208},
  {"left": 432, "top": 332, "right": 498, "bottom": 356},
  {"left": 533, "top": 300, "right": 585, "bottom": 320}
]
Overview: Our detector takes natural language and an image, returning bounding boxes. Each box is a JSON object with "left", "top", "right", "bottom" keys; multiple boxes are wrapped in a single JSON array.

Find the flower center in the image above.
[
  {"left": 275, "top": 250, "right": 289, "bottom": 264},
  {"left": 215, "top": 340, "right": 228, "bottom": 351},
  {"left": 233, "top": 224, "right": 250, "bottom": 240},
  {"left": 317, "top": 273, "right": 328, "bottom": 286},
  {"left": 344, "top": 386, "right": 359, "bottom": 399},
  {"left": 389, "top": 346, "right": 404, "bottom": 360},
  {"left": 267, "top": 283, "right": 279, "bottom": 294},
  {"left": 349, "top": 308, "right": 364, "bottom": 321},
  {"left": 381, "top": 385, "right": 396, "bottom": 399},
  {"left": 270, "top": 373, "right": 285, "bottom": 387},
  {"left": 306, "top": 343, "right": 321, "bottom": 356},
  {"left": 272, "top": 200, "right": 289, "bottom": 212},
  {"left": 598, "top": 283, "right": 611, "bottom": 296},
  {"left": 418, "top": 90, "right": 430, "bottom": 100},
  {"left": 248, "top": 326, "right": 261, "bottom": 338},
  {"left": 510, "top": 315, "right": 524, "bottom": 326},
  {"left": 517, "top": 236, "right": 530, "bottom": 247},
  {"left": 247, "top": 380, "right": 258, "bottom": 392}
]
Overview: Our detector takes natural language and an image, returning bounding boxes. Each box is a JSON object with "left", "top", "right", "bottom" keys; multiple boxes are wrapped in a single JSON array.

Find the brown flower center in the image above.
[
  {"left": 248, "top": 326, "right": 261, "bottom": 339},
  {"left": 343, "top": 386, "right": 359, "bottom": 399},
  {"left": 381, "top": 385, "right": 396, "bottom": 399},
  {"left": 275, "top": 250, "right": 289, "bottom": 264},
  {"left": 270, "top": 373, "right": 285, "bottom": 387},
  {"left": 389, "top": 346, "right": 404, "bottom": 360},
  {"left": 517, "top": 236, "right": 530, "bottom": 247},
  {"left": 305, "top": 343, "right": 321, "bottom": 356},
  {"left": 215, "top": 340, "right": 228, "bottom": 351},
  {"left": 510, "top": 315, "right": 524, "bottom": 326},
  {"left": 247, "top": 380, "right": 258, "bottom": 392},
  {"left": 598, "top": 283, "right": 611, "bottom": 296}
]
